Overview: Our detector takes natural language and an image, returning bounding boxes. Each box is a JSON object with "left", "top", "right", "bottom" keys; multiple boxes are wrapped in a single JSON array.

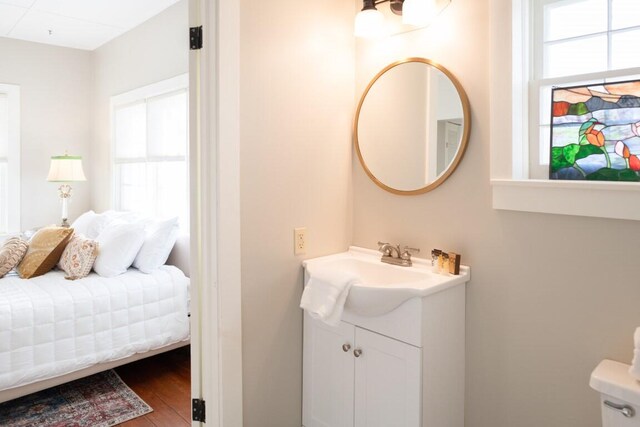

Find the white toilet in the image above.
[{"left": 591, "top": 360, "right": 640, "bottom": 426}]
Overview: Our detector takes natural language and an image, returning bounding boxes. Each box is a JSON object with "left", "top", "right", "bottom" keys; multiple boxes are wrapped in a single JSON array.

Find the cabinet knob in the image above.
[
  {"left": 342, "top": 344, "right": 351, "bottom": 352},
  {"left": 353, "top": 349, "right": 363, "bottom": 357}
]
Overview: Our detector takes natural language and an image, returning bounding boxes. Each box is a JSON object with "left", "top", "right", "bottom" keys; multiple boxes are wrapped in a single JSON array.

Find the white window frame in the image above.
[
  {"left": 0, "top": 84, "right": 20, "bottom": 235},
  {"left": 110, "top": 74, "right": 189, "bottom": 218},
  {"left": 490, "top": 0, "right": 640, "bottom": 221}
]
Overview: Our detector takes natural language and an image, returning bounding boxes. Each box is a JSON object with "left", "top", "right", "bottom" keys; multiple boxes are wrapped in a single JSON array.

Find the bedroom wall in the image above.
[
  {"left": 352, "top": 0, "right": 640, "bottom": 426},
  {"left": 91, "top": 0, "right": 188, "bottom": 214},
  {"left": 0, "top": 37, "right": 93, "bottom": 231},
  {"left": 239, "top": 0, "right": 354, "bottom": 425}
]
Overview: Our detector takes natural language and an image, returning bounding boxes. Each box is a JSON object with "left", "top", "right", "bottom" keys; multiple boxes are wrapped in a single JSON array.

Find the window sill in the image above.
[{"left": 491, "top": 179, "right": 640, "bottom": 221}]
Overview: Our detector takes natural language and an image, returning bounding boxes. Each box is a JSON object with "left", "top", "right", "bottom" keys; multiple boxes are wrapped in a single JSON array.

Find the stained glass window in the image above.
[
  {"left": 550, "top": 79, "right": 640, "bottom": 181},
  {"left": 529, "top": 0, "right": 640, "bottom": 177}
]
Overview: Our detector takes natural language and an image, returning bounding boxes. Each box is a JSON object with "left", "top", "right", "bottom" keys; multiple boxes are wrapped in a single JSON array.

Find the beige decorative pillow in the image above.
[
  {"left": 58, "top": 235, "right": 99, "bottom": 280},
  {"left": 17, "top": 227, "right": 74, "bottom": 279},
  {"left": 0, "top": 237, "right": 29, "bottom": 278}
]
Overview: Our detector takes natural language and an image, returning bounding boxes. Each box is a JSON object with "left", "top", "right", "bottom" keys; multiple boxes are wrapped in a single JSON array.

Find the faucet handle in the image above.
[
  {"left": 377, "top": 241, "right": 390, "bottom": 253},
  {"left": 401, "top": 246, "right": 420, "bottom": 260}
]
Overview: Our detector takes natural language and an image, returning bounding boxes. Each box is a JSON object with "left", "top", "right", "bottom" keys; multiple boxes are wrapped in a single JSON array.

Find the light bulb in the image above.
[
  {"left": 403, "top": 0, "right": 445, "bottom": 27},
  {"left": 355, "top": 8, "right": 384, "bottom": 38}
]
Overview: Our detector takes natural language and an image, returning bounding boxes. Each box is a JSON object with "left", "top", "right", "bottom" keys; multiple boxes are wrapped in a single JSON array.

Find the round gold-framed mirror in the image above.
[{"left": 354, "top": 58, "right": 471, "bottom": 195}]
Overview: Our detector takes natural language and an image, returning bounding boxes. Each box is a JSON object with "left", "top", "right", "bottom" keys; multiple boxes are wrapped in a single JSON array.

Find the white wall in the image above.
[
  {"left": 358, "top": 62, "right": 428, "bottom": 189},
  {"left": 0, "top": 37, "right": 93, "bottom": 230},
  {"left": 239, "top": 0, "right": 355, "bottom": 424},
  {"left": 436, "top": 72, "right": 463, "bottom": 120},
  {"left": 353, "top": 1, "right": 640, "bottom": 426},
  {"left": 0, "top": 1, "right": 187, "bottom": 229},
  {"left": 91, "top": 0, "right": 188, "bottom": 212}
]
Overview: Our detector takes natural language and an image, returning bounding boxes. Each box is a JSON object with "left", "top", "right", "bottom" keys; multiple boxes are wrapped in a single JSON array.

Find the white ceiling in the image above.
[{"left": 0, "top": 0, "right": 180, "bottom": 50}]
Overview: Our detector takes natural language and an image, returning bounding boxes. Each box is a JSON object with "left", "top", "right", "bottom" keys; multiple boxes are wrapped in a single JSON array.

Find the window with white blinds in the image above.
[
  {"left": 111, "top": 75, "right": 189, "bottom": 229},
  {"left": 0, "top": 84, "right": 20, "bottom": 234}
]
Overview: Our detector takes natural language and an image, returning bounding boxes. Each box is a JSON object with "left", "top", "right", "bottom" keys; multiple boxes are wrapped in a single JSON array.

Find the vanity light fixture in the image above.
[
  {"left": 403, "top": 0, "right": 451, "bottom": 26},
  {"left": 354, "top": 0, "right": 387, "bottom": 38},
  {"left": 355, "top": 0, "right": 452, "bottom": 38}
]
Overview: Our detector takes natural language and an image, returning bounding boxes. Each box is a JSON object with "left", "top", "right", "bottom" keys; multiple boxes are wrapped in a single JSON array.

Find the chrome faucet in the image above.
[
  {"left": 378, "top": 242, "right": 401, "bottom": 258},
  {"left": 378, "top": 242, "right": 420, "bottom": 267}
]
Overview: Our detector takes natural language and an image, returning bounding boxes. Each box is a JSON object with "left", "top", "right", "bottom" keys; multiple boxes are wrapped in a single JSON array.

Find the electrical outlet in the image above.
[{"left": 294, "top": 227, "right": 306, "bottom": 255}]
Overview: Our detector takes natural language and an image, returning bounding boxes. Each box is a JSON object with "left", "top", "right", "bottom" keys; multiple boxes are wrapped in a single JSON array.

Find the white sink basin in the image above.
[{"left": 302, "top": 246, "right": 470, "bottom": 317}]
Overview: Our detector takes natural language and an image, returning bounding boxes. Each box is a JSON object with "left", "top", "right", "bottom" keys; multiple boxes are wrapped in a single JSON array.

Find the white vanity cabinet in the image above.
[
  {"left": 303, "top": 316, "right": 421, "bottom": 427},
  {"left": 302, "top": 283, "right": 466, "bottom": 427},
  {"left": 353, "top": 327, "right": 421, "bottom": 427},
  {"left": 301, "top": 247, "right": 469, "bottom": 427},
  {"left": 303, "top": 318, "right": 355, "bottom": 427}
]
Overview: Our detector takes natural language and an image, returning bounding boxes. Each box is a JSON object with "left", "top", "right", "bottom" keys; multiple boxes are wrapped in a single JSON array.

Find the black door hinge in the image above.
[
  {"left": 193, "top": 398, "right": 206, "bottom": 422},
  {"left": 190, "top": 26, "right": 203, "bottom": 50}
]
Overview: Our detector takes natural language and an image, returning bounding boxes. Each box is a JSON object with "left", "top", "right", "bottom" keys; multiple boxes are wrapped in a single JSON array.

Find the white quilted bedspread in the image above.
[{"left": 0, "top": 265, "right": 190, "bottom": 391}]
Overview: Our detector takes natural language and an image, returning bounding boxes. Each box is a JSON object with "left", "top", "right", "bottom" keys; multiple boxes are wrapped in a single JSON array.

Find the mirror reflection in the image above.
[{"left": 355, "top": 58, "right": 470, "bottom": 194}]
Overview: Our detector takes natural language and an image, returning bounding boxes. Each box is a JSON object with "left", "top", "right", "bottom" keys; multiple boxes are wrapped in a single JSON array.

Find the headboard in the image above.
[{"left": 167, "top": 234, "right": 190, "bottom": 278}]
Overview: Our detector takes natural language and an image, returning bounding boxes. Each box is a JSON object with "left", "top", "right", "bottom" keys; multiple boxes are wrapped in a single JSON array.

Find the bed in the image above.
[{"left": 0, "top": 235, "right": 191, "bottom": 403}]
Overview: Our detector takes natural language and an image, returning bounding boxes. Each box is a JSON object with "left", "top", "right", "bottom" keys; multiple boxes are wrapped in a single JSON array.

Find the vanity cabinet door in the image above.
[
  {"left": 303, "top": 315, "right": 356, "bottom": 427},
  {"left": 354, "top": 327, "right": 421, "bottom": 427}
]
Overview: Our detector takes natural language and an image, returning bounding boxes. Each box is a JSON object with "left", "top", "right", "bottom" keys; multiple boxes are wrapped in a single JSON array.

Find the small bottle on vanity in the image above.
[
  {"left": 448, "top": 252, "right": 461, "bottom": 275},
  {"left": 441, "top": 253, "right": 450, "bottom": 276},
  {"left": 431, "top": 249, "right": 442, "bottom": 273},
  {"left": 437, "top": 252, "right": 445, "bottom": 273}
]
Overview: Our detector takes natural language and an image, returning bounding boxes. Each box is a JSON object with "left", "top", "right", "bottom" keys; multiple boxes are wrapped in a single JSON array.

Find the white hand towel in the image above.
[
  {"left": 629, "top": 327, "right": 640, "bottom": 380},
  {"left": 300, "top": 265, "right": 359, "bottom": 327}
]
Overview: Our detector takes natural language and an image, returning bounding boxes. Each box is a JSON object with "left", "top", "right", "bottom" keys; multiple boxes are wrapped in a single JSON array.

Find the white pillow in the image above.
[
  {"left": 103, "top": 210, "right": 148, "bottom": 224},
  {"left": 71, "top": 211, "right": 98, "bottom": 237},
  {"left": 93, "top": 221, "right": 146, "bottom": 277},
  {"left": 133, "top": 217, "right": 179, "bottom": 273},
  {"left": 71, "top": 211, "right": 114, "bottom": 239}
]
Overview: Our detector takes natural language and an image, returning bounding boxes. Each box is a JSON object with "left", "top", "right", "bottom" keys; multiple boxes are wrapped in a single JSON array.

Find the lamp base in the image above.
[{"left": 58, "top": 185, "right": 72, "bottom": 228}]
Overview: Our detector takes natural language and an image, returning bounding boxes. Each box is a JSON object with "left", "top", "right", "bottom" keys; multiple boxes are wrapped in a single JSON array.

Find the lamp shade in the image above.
[
  {"left": 403, "top": 0, "right": 448, "bottom": 26},
  {"left": 355, "top": 8, "right": 384, "bottom": 38},
  {"left": 47, "top": 155, "right": 86, "bottom": 182}
]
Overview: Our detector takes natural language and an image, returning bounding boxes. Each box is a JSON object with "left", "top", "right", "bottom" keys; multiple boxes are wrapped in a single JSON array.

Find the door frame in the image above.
[{"left": 189, "top": 0, "right": 243, "bottom": 426}]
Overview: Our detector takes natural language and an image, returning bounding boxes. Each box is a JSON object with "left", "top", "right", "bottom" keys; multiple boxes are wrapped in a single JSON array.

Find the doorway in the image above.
[{"left": 0, "top": 1, "right": 218, "bottom": 425}]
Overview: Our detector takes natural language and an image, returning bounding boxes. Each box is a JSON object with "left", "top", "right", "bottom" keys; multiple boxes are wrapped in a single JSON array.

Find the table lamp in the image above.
[{"left": 46, "top": 154, "right": 86, "bottom": 227}]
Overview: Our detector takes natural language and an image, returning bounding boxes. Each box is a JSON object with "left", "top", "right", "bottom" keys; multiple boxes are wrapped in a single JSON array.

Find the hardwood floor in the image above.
[{"left": 116, "top": 346, "right": 191, "bottom": 427}]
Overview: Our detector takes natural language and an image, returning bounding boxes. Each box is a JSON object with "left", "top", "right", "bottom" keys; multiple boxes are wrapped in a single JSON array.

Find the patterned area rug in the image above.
[{"left": 0, "top": 370, "right": 152, "bottom": 426}]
